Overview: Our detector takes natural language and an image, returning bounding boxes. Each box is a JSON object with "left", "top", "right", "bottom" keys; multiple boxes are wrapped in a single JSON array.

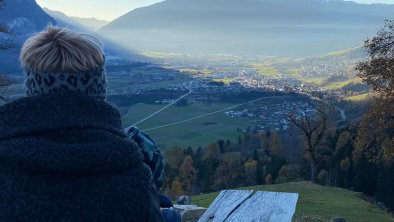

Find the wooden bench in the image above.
[{"left": 198, "top": 190, "right": 299, "bottom": 222}]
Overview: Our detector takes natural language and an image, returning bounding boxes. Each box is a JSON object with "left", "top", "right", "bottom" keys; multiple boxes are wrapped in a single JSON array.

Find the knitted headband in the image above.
[{"left": 24, "top": 65, "right": 107, "bottom": 101}]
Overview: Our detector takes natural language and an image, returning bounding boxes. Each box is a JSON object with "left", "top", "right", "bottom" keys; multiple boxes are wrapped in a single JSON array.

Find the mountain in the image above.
[
  {"left": 0, "top": 0, "right": 55, "bottom": 35},
  {"left": 0, "top": 0, "right": 56, "bottom": 74},
  {"left": 100, "top": 0, "right": 394, "bottom": 56},
  {"left": 43, "top": 8, "right": 84, "bottom": 32},
  {"left": 43, "top": 8, "right": 147, "bottom": 66},
  {"left": 71, "top": 17, "right": 108, "bottom": 31},
  {"left": 43, "top": 8, "right": 108, "bottom": 31}
]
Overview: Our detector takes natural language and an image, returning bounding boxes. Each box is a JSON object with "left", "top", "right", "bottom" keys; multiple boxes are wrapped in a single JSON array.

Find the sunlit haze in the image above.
[
  {"left": 36, "top": 0, "right": 394, "bottom": 21},
  {"left": 35, "top": 0, "right": 165, "bottom": 21}
]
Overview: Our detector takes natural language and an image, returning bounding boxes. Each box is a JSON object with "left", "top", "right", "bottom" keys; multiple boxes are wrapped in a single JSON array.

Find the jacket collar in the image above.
[{"left": 0, "top": 92, "right": 125, "bottom": 140}]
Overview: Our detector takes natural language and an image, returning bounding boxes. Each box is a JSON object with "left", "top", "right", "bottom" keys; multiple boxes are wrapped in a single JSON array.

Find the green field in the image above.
[
  {"left": 250, "top": 62, "right": 280, "bottom": 77},
  {"left": 192, "top": 182, "right": 394, "bottom": 222},
  {"left": 121, "top": 102, "right": 255, "bottom": 148},
  {"left": 213, "top": 78, "right": 234, "bottom": 84},
  {"left": 344, "top": 93, "right": 371, "bottom": 102}
]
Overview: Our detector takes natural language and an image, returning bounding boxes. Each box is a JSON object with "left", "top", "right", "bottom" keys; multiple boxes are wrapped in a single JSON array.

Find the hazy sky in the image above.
[{"left": 36, "top": 0, "right": 394, "bottom": 21}]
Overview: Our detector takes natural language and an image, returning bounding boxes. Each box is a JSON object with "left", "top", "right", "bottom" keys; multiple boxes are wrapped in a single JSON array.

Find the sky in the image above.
[{"left": 36, "top": 0, "right": 394, "bottom": 21}]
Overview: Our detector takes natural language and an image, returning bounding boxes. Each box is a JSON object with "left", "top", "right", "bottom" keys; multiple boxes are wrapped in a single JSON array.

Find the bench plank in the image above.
[
  {"left": 226, "top": 191, "right": 299, "bottom": 222},
  {"left": 198, "top": 190, "right": 254, "bottom": 222}
]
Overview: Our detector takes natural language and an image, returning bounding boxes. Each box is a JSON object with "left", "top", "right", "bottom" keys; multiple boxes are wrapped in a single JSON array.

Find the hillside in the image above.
[
  {"left": 0, "top": 0, "right": 55, "bottom": 34},
  {"left": 100, "top": 0, "right": 394, "bottom": 56},
  {"left": 0, "top": 0, "right": 56, "bottom": 74},
  {"left": 43, "top": 8, "right": 84, "bottom": 31},
  {"left": 191, "top": 182, "right": 394, "bottom": 222}
]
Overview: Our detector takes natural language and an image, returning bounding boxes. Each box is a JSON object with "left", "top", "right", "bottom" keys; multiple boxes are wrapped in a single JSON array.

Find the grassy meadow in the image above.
[
  {"left": 192, "top": 182, "right": 394, "bottom": 222},
  {"left": 121, "top": 102, "right": 255, "bottom": 148}
]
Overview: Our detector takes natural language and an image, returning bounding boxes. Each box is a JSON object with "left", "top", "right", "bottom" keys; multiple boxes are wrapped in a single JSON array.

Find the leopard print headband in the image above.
[{"left": 24, "top": 66, "right": 107, "bottom": 100}]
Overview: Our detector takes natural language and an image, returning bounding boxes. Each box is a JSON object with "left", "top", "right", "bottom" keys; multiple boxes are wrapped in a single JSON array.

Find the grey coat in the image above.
[{"left": 0, "top": 92, "right": 163, "bottom": 222}]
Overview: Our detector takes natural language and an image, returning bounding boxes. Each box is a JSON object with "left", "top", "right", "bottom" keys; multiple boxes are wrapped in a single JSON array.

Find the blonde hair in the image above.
[{"left": 20, "top": 26, "right": 105, "bottom": 73}]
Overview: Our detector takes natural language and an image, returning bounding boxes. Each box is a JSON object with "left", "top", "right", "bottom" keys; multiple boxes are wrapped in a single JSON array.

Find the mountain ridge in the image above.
[{"left": 100, "top": 0, "right": 394, "bottom": 56}]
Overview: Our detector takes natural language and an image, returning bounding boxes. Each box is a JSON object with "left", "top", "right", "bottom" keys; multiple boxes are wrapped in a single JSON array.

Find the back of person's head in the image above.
[{"left": 20, "top": 25, "right": 107, "bottom": 100}]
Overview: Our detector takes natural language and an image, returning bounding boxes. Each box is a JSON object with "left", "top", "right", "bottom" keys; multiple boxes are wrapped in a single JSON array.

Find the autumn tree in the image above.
[
  {"left": 163, "top": 146, "right": 185, "bottom": 187},
  {"left": 287, "top": 103, "right": 332, "bottom": 183},
  {"left": 269, "top": 132, "right": 282, "bottom": 156},
  {"left": 213, "top": 153, "right": 243, "bottom": 189},
  {"left": 356, "top": 20, "right": 394, "bottom": 96},
  {"left": 275, "top": 165, "right": 300, "bottom": 184},
  {"left": 179, "top": 155, "right": 196, "bottom": 194},
  {"left": 354, "top": 20, "right": 394, "bottom": 209},
  {"left": 354, "top": 20, "right": 394, "bottom": 164},
  {"left": 244, "top": 160, "right": 258, "bottom": 185},
  {"left": 168, "top": 177, "right": 184, "bottom": 200}
]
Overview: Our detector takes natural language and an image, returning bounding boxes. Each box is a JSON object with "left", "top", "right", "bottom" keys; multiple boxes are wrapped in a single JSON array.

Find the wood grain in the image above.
[{"left": 198, "top": 190, "right": 254, "bottom": 222}]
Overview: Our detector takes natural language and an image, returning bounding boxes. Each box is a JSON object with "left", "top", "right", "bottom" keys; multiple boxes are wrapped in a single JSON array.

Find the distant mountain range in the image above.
[
  {"left": 100, "top": 0, "right": 394, "bottom": 56},
  {"left": 43, "top": 8, "right": 108, "bottom": 31},
  {"left": 43, "top": 8, "right": 146, "bottom": 66},
  {"left": 43, "top": 8, "right": 83, "bottom": 31},
  {"left": 71, "top": 17, "right": 108, "bottom": 31}
]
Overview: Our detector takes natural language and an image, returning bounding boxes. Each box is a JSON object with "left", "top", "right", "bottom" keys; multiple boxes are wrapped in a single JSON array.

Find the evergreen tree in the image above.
[
  {"left": 376, "top": 163, "right": 394, "bottom": 210},
  {"left": 353, "top": 154, "right": 378, "bottom": 196},
  {"left": 217, "top": 140, "right": 225, "bottom": 153}
]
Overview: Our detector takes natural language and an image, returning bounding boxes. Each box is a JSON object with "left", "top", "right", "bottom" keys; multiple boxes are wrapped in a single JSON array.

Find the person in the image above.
[
  {"left": 0, "top": 26, "right": 163, "bottom": 221},
  {"left": 126, "top": 127, "right": 181, "bottom": 222}
]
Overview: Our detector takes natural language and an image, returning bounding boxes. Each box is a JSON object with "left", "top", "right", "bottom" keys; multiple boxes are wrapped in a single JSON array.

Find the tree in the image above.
[
  {"left": 317, "top": 169, "right": 329, "bottom": 185},
  {"left": 287, "top": 103, "right": 332, "bottom": 183},
  {"left": 213, "top": 153, "right": 243, "bottom": 189},
  {"left": 265, "top": 174, "right": 273, "bottom": 185},
  {"left": 269, "top": 132, "right": 282, "bottom": 156},
  {"left": 200, "top": 142, "right": 221, "bottom": 191},
  {"left": 244, "top": 160, "right": 257, "bottom": 185},
  {"left": 163, "top": 146, "right": 185, "bottom": 183},
  {"left": 336, "top": 132, "right": 352, "bottom": 153},
  {"left": 376, "top": 164, "right": 394, "bottom": 210},
  {"left": 356, "top": 20, "right": 394, "bottom": 96},
  {"left": 203, "top": 142, "right": 220, "bottom": 161},
  {"left": 339, "top": 157, "right": 351, "bottom": 172},
  {"left": 354, "top": 20, "right": 394, "bottom": 163},
  {"left": 169, "top": 177, "right": 184, "bottom": 200},
  {"left": 354, "top": 21, "right": 394, "bottom": 209},
  {"left": 179, "top": 155, "right": 196, "bottom": 194}
]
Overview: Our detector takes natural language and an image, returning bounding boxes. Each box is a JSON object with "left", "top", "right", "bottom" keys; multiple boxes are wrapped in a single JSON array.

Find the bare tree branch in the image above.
[{"left": 287, "top": 102, "right": 332, "bottom": 183}]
